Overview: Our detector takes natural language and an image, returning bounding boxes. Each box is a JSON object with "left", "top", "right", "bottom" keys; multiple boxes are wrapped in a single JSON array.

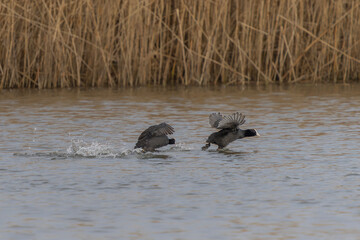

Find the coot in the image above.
[
  {"left": 135, "top": 122, "right": 175, "bottom": 151},
  {"left": 202, "top": 112, "right": 259, "bottom": 150}
]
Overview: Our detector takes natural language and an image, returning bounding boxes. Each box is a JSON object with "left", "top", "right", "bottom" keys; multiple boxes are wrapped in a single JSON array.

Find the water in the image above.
[{"left": 1, "top": 85, "right": 360, "bottom": 239}]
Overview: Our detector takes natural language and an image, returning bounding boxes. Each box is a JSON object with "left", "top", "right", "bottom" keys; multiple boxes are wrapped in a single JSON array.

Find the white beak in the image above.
[{"left": 255, "top": 129, "right": 260, "bottom": 136}]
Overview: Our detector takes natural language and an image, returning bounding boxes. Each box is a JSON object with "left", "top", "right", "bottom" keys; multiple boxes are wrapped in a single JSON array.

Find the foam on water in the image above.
[
  {"left": 170, "top": 143, "right": 195, "bottom": 151},
  {"left": 65, "top": 138, "right": 152, "bottom": 158},
  {"left": 66, "top": 139, "right": 193, "bottom": 158},
  {"left": 13, "top": 140, "right": 192, "bottom": 160},
  {"left": 66, "top": 139, "right": 118, "bottom": 158}
]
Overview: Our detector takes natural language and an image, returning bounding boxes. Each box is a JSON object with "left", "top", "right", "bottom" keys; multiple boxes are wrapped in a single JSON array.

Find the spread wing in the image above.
[
  {"left": 137, "top": 122, "right": 174, "bottom": 141},
  {"left": 209, "top": 112, "right": 223, "bottom": 128},
  {"left": 217, "top": 112, "right": 246, "bottom": 129}
]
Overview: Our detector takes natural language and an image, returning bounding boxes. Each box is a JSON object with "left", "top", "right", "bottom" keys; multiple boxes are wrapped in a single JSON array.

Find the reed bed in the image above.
[{"left": 1, "top": 0, "right": 360, "bottom": 88}]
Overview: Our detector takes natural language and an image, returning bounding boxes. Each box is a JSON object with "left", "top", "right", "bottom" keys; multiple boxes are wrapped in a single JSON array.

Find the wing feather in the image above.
[
  {"left": 209, "top": 112, "right": 223, "bottom": 128},
  {"left": 217, "top": 112, "right": 246, "bottom": 129},
  {"left": 137, "top": 122, "right": 174, "bottom": 141}
]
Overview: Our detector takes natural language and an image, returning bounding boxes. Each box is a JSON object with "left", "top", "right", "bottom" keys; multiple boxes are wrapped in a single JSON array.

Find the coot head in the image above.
[{"left": 244, "top": 129, "right": 260, "bottom": 137}]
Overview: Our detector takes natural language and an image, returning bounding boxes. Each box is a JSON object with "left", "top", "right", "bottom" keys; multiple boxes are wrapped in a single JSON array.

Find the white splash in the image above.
[
  {"left": 170, "top": 142, "right": 194, "bottom": 151},
  {"left": 66, "top": 139, "right": 144, "bottom": 158},
  {"left": 66, "top": 139, "right": 117, "bottom": 158},
  {"left": 119, "top": 147, "right": 144, "bottom": 156}
]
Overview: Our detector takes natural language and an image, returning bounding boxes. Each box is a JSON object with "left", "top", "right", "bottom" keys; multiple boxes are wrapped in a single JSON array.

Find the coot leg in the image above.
[{"left": 201, "top": 143, "right": 211, "bottom": 150}]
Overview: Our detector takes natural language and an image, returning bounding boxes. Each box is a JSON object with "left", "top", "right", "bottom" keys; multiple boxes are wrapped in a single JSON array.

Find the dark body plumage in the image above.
[
  {"left": 202, "top": 112, "right": 259, "bottom": 150},
  {"left": 135, "top": 122, "right": 175, "bottom": 151}
]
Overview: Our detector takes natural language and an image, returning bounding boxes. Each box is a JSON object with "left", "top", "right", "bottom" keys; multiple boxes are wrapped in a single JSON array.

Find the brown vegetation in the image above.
[{"left": 1, "top": 0, "right": 360, "bottom": 88}]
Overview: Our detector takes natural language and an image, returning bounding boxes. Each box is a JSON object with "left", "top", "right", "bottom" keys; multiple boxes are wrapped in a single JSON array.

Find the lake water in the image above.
[{"left": 1, "top": 85, "right": 360, "bottom": 239}]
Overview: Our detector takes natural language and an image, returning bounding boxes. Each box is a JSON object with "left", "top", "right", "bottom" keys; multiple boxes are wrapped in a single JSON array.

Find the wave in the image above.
[
  {"left": 13, "top": 139, "right": 192, "bottom": 159},
  {"left": 169, "top": 142, "right": 195, "bottom": 151}
]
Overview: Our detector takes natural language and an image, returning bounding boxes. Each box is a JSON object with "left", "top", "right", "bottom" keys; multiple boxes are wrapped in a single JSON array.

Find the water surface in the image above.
[{"left": 1, "top": 85, "right": 360, "bottom": 239}]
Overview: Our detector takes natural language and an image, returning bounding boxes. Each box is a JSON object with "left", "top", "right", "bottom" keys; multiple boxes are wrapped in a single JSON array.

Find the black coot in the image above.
[
  {"left": 135, "top": 122, "right": 175, "bottom": 151},
  {"left": 202, "top": 112, "right": 259, "bottom": 150}
]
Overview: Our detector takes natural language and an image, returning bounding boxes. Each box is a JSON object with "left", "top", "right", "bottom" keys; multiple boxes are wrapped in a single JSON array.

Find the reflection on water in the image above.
[{"left": 1, "top": 84, "right": 360, "bottom": 239}]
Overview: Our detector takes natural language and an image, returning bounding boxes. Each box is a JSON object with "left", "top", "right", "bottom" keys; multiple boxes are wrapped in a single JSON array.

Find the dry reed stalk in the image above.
[{"left": 1, "top": 0, "right": 360, "bottom": 88}]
